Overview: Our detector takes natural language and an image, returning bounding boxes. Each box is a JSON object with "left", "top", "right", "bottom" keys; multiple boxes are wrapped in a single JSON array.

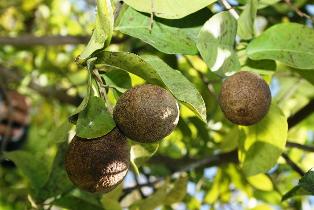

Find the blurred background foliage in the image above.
[{"left": 0, "top": 0, "right": 314, "bottom": 209}]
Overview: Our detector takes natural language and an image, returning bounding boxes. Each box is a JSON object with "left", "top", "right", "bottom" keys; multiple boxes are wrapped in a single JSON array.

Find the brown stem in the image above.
[
  {"left": 150, "top": 150, "right": 238, "bottom": 173},
  {"left": 286, "top": 141, "right": 314, "bottom": 152},
  {"left": 288, "top": 99, "right": 314, "bottom": 129},
  {"left": 92, "top": 70, "right": 113, "bottom": 113},
  {"left": 284, "top": 0, "right": 314, "bottom": 21},
  {"left": 219, "top": 0, "right": 239, "bottom": 19},
  {"left": 281, "top": 153, "right": 305, "bottom": 176}
]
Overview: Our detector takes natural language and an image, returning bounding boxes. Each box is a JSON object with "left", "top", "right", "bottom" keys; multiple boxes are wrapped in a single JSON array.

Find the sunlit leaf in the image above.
[
  {"left": 123, "top": 0, "right": 216, "bottom": 19},
  {"left": 197, "top": 11, "right": 240, "bottom": 76},
  {"left": 164, "top": 175, "right": 188, "bottom": 205},
  {"left": 247, "top": 174, "right": 273, "bottom": 191},
  {"left": 238, "top": 0, "right": 258, "bottom": 40},
  {"left": 94, "top": 51, "right": 207, "bottom": 122},
  {"left": 130, "top": 181, "right": 169, "bottom": 210},
  {"left": 238, "top": 103, "right": 288, "bottom": 176},
  {"left": 116, "top": 7, "right": 210, "bottom": 54},
  {"left": 220, "top": 126, "right": 240, "bottom": 152},
  {"left": 204, "top": 169, "right": 230, "bottom": 204},
  {"left": 141, "top": 55, "right": 207, "bottom": 122},
  {"left": 250, "top": 204, "right": 274, "bottom": 210},
  {"left": 247, "top": 23, "right": 314, "bottom": 69},
  {"left": 130, "top": 142, "right": 159, "bottom": 169}
]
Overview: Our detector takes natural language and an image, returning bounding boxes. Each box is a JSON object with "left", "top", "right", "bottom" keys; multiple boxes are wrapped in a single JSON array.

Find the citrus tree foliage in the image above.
[{"left": 0, "top": 0, "right": 314, "bottom": 209}]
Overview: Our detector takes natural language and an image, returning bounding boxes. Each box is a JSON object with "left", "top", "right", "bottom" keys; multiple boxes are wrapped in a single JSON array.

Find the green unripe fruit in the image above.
[
  {"left": 219, "top": 71, "right": 271, "bottom": 125},
  {"left": 113, "top": 84, "right": 179, "bottom": 143},
  {"left": 65, "top": 128, "right": 130, "bottom": 193}
]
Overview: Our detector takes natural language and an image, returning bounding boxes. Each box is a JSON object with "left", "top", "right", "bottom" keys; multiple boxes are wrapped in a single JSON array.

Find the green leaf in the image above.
[
  {"left": 141, "top": 55, "right": 207, "bottom": 122},
  {"left": 197, "top": 11, "right": 240, "bottom": 76},
  {"left": 76, "top": 96, "right": 116, "bottom": 139},
  {"left": 238, "top": 103, "right": 288, "bottom": 176},
  {"left": 299, "top": 170, "right": 314, "bottom": 194},
  {"left": 237, "top": 0, "right": 258, "bottom": 40},
  {"left": 293, "top": 68, "right": 314, "bottom": 85},
  {"left": 101, "top": 197, "right": 122, "bottom": 210},
  {"left": 250, "top": 204, "right": 274, "bottom": 210},
  {"left": 54, "top": 195, "right": 103, "bottom": 210},
  {"left": 101, "top": 184, "right": 123, "bottom": 210},
  {"left": 242, "top": 59, "right": 276, "bottom": 75},
  {"left": 259, "top": 0, "right": 280, "bottom": 7},
  {"left": 79, "top": 0, "right": 114, "bottom": 61},
  {"left": 247, "top": 23, "right": 314, "bottom": 69},
  {"left": 130, "top": 181, "right": 169, "bottom": 210},
  {"left": 116, "top": 7, "right": 210, "bottom": 54},
  {"left": 123, "top": 0, "right": 216, "bottom": 19},
  {"left": 69, "top": 72, "right": 92, "bottom": 123},
  {"left": 204, "top": 168, "right": 230, "bottom": 204},
  {"left": 95, "top": 51, "right": 161, "bottom": 84},
  {"left": 164, "top": 175, "right": 188, "bottom": 205},
  {"left": 94, "top": 51, "right": 207, "bottom": 122},
  {"left": 35, "top": 143, "right": 74, "bottom": 202},
  {"left": 282, "top": 170, "right": 314, "bottom": 201},
  {"left": 220, "top": 126, "right": 240, "bottom": 152},
  {"left": 54, "top": 121, "right": 72, "bottom": 143},
  {"left": 247, "top": 174, "right": 273, "bottom": 191},
  {"left": 4, "top": 151, "right": 50, "bottom": 189},
  {"left": 101, "top": 69, "right": 131, "bottom": 93},
  {"left": 130, "top": 142, "right": 159, "bottom": 169}
]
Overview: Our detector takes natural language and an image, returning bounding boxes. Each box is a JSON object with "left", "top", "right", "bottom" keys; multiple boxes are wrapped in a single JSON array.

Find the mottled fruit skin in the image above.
[
  {"left": 219, "top": 71, "right": 271, "bottom": 125},
  {"left": 113, "top": 84, "right": 179, "bottom": 143},
  {"left": 65, "top": 128, "right": 130, "bottom": 193}
]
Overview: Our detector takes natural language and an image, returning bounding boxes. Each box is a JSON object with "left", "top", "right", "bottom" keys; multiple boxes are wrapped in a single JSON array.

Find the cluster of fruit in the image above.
[
  {"left": 65, "top": 71, "right": 271, "bottom": 193},
  {"left": 65, "top": 84, "right": 180, "bottom": 193}
]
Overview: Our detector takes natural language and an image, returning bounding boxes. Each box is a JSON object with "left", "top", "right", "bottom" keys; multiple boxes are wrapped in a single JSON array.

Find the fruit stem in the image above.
[{"left": 92, "top": 69, "right": 113, "bottom": 114}]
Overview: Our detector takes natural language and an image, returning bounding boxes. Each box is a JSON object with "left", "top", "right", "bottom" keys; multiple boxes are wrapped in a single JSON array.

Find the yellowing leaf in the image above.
[
  {"left": 247, "top": 174, "right": 273, "bottom": 191},
  {"left": 238, "top": 103, "right": 288, "bottom": 176}
]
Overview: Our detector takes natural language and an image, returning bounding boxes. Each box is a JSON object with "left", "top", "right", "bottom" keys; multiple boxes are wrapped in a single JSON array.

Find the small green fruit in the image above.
[
  {"left": 65, "top": 128, "right": 130, "bottom": 193},
  {"left": 113, "top": 84, "right": 179, "bottom": 143},
  {"left": 219, "top": 71, "right": 271, "bottom": 125}
]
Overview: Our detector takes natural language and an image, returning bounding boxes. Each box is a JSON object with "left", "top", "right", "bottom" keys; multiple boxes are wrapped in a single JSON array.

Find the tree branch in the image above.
[
  {"left": 0, "top": 35, "right": 89, "bottom": 46},
  {"left": 0, "top": 65, "right": 82, "bottom": 106},
  {"left": 284, "top": 0, "right": 314, "bottom": 21},
  {"left": 288, "top": 98, "right": 314, "bottom": 129},
  {"left": 286, "top": 141, "right": 314, "bottom": 152},
  {"left": 219, "top": 0, "right": 239, "bottom": 19},
  {"left": 120, "top": 180, "right": 160, "bottom": 201},
  {"left": 0, "top": 35, "right": 127, "bottom": 46},
  {"left": 150, "top": 150, "right": 238, "bottom": 172},
  {"left": 281, "top": 153, "right": 305, "bottom": 176},
  {"left": 28, "top": 81, "right": 82, "bottom": 106}
]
